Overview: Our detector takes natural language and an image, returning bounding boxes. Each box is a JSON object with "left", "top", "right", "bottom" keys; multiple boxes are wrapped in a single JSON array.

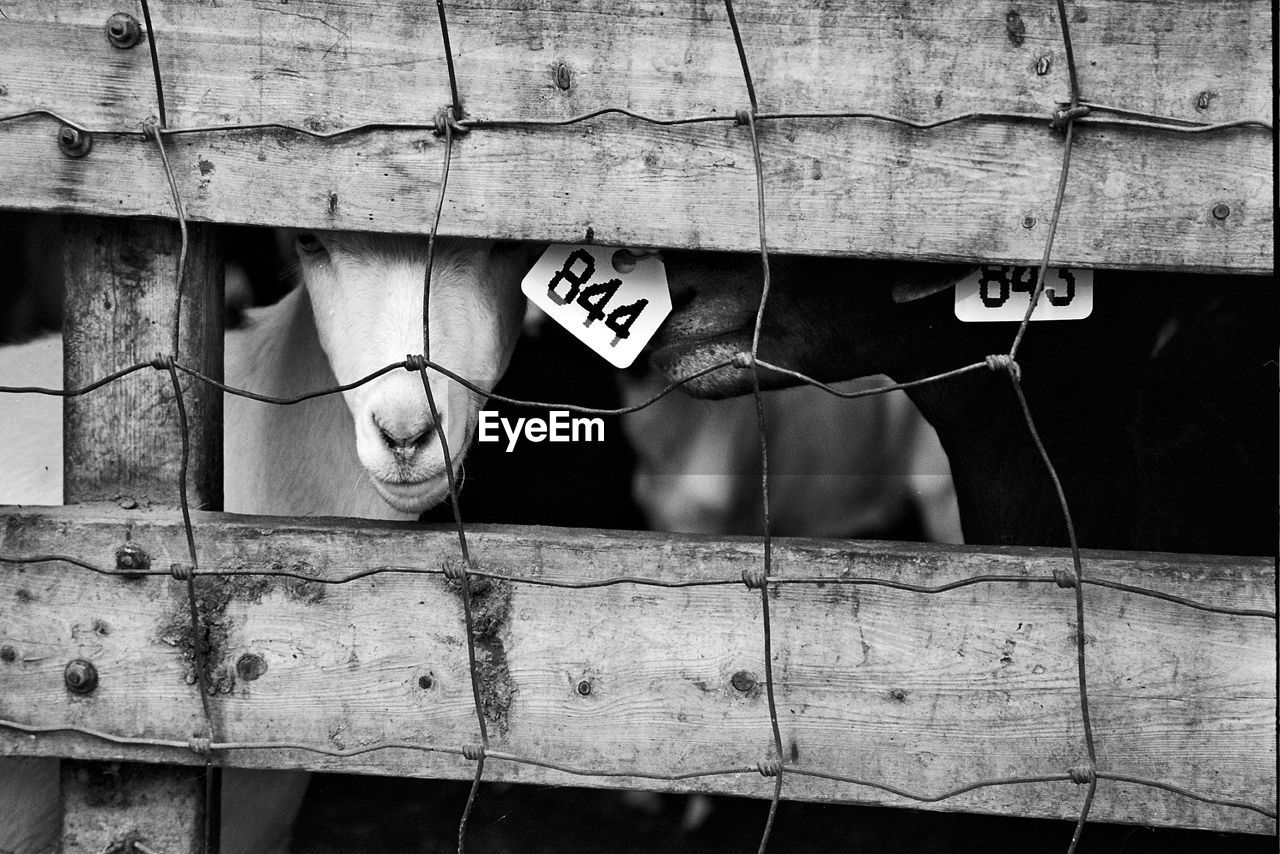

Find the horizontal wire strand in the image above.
[
  {"left": 0, "top": 552, "right": 1272, "bottom": 617},
  {"left": 1, "top": 717, "right": 1270, "bottom": 819},
  {"left": 2, "top": 107, "right": 1270, "bottom": 138}
]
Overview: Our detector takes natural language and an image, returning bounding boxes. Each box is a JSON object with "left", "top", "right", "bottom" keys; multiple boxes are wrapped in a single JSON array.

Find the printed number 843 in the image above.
[{"left": 979, "top": 266, "right": 1076, "bottom": 308}]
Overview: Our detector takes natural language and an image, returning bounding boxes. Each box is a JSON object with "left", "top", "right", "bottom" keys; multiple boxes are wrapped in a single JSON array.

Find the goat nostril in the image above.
[
  {"left": 376, "top": 419, "right": 434, "bottom": 453},
  {"left": 403, "top": 425, "right": 433, "bottom": 450}
]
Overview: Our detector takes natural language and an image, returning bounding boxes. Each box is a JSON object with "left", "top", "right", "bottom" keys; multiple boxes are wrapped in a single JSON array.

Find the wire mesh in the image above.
[{"left": 0, "top": 1, "right": 1275, "bottom": 853}]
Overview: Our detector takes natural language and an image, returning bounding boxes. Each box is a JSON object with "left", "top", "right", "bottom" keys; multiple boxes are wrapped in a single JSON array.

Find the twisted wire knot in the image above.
[
  {"left": 1050, "top": 104, "right": 1092, "bottom": 132},
  {"left": 756, "top": 759, "right": 782, "bottom": 777},
  {"left": 169, "top": 563, "right": 193, "bottom": 581},
  {"left": 404, "top": 354, "right": 428, "bottom": 372},
  {"left": 187, "top": 735, "right": 211, "bottom": 755},
  {"left": 984, "top": 353, "right": 1022, "bottom": 381},
  {"left": 731, "top": 351, "right": 755, "bottom": 370},
  {"left": 1052, "top": 568, "right": 1078, "bottom": 589},
  {"left": 433, "top": 107, "right": 470, "bottom": 137},
  {"left": 442, "top": 558, "right": 469, "bottom": 581},
  {"left": 150, "top": 353, "right": 171, "bottom": 371},
  {"left": 741, "top": 567, "right": 767, "bottom": 590},
  {"left": 462, "top": 743, "right": 486, "bottom": 761},
  {"left": 734, "top": 109, "right": 753, "bottom": 126},
  {"left": 1068, "top": 761, "right": 1097, "bottom": 785}
]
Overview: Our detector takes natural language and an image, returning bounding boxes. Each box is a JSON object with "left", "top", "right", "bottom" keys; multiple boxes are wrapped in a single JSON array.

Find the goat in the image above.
[
  {"left": 224, "top": 231, "right": 528, "bottom": 518},
  {"left": 0, "top": 231, "right": 531, "bottom": 854},
  {"left": 643, "top": 252, "right": 1276, "bottom": 556}
]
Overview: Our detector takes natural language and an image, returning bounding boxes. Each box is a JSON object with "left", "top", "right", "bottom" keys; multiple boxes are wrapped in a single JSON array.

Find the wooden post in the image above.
[
  {"left": 63, "top": 217, "right": 224, "bottom": 509},
  {"left": 59, "top": 215, "right": 223, "bottom": 853}
]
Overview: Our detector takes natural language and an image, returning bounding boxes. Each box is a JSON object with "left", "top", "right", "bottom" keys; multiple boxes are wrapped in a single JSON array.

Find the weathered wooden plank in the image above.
[
  {"left": 0, "top": 0, "right": 1271, "bottom": 271},
  {"left": 1, "top": 2, "right": 1268, "bottom": 132},
  {"left": 0, "top": 117, "right": 1271, "bottom": 273},
  {"left": 1, "top": 507, "right": 1274, "bottom": 834}
]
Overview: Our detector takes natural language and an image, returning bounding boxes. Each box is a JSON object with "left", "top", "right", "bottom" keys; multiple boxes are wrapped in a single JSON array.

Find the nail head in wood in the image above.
[{"left": 64, "top": 659, "right": 99, "bottom": 694}]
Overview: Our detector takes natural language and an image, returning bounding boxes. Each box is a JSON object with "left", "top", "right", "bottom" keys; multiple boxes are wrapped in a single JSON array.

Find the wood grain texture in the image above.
[
  {"left": 0, "top": 0, "right": 1271, "bottom": 271},
  {"left": 62, "top": 217, "right": 224, "bottom": 509},
  {"left": 1, "top": 507, "right": 1273, "bottom": 833}
]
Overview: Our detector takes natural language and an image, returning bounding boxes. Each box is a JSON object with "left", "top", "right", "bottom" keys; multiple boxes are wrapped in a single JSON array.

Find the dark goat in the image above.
[{"left": 647, "top": 252, "right": 1275, "bottom": 555}]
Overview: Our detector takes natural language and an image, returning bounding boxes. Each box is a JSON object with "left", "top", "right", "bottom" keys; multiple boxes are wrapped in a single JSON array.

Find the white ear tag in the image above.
[
  {"left": 954, "top": 265, "right": 1094, "bottom": 322},
  {"left": 521, "top": 244, "right": 672, "bottom": 368}
]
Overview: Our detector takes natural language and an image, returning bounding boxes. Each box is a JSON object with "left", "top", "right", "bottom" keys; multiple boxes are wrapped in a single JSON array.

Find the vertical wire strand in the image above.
[
  {"left": 1067, "top": 779, "right": 1099, "bottom": 854},
  {"left": 724, "top": 3, "right": 785, "bottom": 850},
  {"left": 436, "top": 0, "right": 463, "bottom": 118},
  {"left": 1009, "top": 119, "right": 1075, "bottom": 359},
  {"left": 428, "top": 5, "right": 486, "bottom": 848},
  {"left": 1010, "top": 0, "right": 1083, "bottom": 359},
  {"left": 723, "top": 0, "right": 759, "bottom": 113},
  {"left": 421, "top": 121, "right": 471, "bottom": 567},
  {"left": 1006, "top": 378, "right": 1091, "bottom": 754},
  {"left": 745, "top": 109, "right": 786, "bottom": 801},
  {"left": 1007, "top": 374, "right": 1099, "bottom": 853},
  {"left": 1056, "top": 0, "right": 1082, "bottom": 110},
  {"left": 419, "top": 101, "right": 489, "bottom": 854},
  {"left": 1006, "top": 2, "right": 1100, "bottom": 846},
  {"left": 168, "top": 363, "right": 217, "bottom": 850},
  {"left": 137, "top": 0, "right": 168, "bottom": 128},
  {"left": 140, "top": 17, "right": 215, "bottom": 843},
  {"left": 456, "top": 751, "right": 487, "bottom": 852},
  {"left": 146, "top": 126, "right": 190, "bottom": 357}
]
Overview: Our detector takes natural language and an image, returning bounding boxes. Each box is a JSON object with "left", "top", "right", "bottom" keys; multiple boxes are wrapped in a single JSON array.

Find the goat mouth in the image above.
[
  {"left": 647, "top": 329, "right": 751, "bottom": 374},
  {"left": 649, "top": 325, "right": 749, "bottom": 358},
  {"left": 372, "top": 476, "right": 450, "bottom": 512}
]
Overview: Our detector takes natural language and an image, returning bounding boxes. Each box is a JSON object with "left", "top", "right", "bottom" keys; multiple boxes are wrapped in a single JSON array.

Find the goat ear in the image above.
[{"left": 891, "top": 265, "right": 976, "bottom": 304}]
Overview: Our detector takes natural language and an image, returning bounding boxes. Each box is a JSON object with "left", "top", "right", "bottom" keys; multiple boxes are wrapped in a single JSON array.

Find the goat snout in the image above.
[{"left": 372, "top": 412, "right": 435, "bottom": 457}]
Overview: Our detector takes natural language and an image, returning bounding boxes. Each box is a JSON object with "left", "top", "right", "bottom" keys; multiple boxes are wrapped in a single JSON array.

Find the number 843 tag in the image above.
[
  {"left": 954, "top": 265, "right": 1094, "bottom": 322},
  {"left": 521, "top": 244, "right": 673, "bottom": 368}
]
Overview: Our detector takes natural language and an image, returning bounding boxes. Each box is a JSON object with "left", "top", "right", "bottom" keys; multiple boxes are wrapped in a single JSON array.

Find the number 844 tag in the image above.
[
  {"left": 521, "top": 244, "right": 673, "bottom": 368},
  {"left": 954, "top": 266, "right": 1094, "bottom": 322}
]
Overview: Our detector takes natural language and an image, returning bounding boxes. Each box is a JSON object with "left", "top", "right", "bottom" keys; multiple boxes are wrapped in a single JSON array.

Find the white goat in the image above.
[{"left": 0, "top": 231, "right": 530, "bottom": 854}]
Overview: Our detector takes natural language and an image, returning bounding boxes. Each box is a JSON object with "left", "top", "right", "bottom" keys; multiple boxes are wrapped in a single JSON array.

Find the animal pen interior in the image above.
[{"left": 0, "top": 2, "right": 1274, "bottom": 853}]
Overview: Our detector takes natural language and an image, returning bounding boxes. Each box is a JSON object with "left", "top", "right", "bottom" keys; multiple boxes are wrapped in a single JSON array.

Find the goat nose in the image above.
[{"left": 374, "top": 415, "right": 434, "bottom": 454}]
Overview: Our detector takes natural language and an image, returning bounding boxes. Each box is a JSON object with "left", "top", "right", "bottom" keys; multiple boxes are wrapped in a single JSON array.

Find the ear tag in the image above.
[
  {"left": 521, "top": 244, "right": 672, "bottom": 368},
  {"left": 954, "top": 265, "right": 1094, "bottom": 322}
]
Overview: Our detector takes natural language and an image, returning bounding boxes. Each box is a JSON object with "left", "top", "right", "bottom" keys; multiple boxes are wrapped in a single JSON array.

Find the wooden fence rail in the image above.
[
  {"left": 1, "top": 507, "right": 1274, "bottom": 834},
  {"left": 0, "top": 0, "right": 1273, "bottom": 271}
]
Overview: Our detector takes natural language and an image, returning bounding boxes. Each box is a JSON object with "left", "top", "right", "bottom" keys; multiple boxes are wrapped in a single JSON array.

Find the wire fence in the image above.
[{"left": 0, "top": 1, "right": 1275, "bottom": 852}]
